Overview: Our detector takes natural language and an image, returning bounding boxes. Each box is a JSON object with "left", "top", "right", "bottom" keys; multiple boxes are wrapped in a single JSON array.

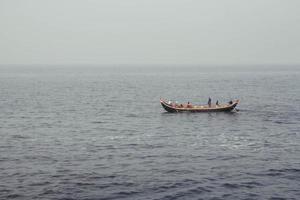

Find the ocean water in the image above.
[{"left": 0, "top": 66, "right": 299, "bottom": 200}]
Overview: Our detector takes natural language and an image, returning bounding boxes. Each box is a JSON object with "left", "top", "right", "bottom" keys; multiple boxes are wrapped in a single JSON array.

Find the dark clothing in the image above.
[{"left": 208, "top": 98, "right": 211, "bottom": 107}]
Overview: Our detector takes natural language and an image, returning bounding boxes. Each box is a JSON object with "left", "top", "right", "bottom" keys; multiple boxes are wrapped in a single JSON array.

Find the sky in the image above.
[{"left": 1, "top": 0, "right": 300, "bottom": 66}]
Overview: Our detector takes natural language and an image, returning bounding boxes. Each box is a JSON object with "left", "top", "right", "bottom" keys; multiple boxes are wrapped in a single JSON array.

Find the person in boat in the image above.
[
  {"left": 187, "top": 102, "right": 192, "bottom": 108},
  {"left": 208, "top": 97, "right": 211, "bottom": 107},
  {"left": 216, "top": 100, "right": 219, "bottom": 106},
  {"left": 174, "top": 101, "right": 178, "bottom": 107},
  {"left": 228, "top": 100, "right": 233, "bottom": 105}
]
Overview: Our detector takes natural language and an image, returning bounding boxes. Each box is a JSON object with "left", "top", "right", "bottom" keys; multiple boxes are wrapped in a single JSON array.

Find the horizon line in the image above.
[{"left": 1, "top": 63, "right": 300, "bottom": 68}]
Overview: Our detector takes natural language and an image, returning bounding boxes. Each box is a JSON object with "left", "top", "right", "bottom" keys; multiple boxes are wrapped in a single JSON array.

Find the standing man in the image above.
[{"left": 208, "top": 97, "right": 211, "bottom": 107}]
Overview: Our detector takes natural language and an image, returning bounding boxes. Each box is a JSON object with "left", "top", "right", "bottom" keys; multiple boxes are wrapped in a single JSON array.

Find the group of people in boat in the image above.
[
  {"left": 208, "top": 97, "right": 220, "bottom": 107},
  {"left": 168, "top": 98, "right": 234, "bottom": 108},
  {"left": 207, "top": 97, "right": 222, "bottom": 107}
]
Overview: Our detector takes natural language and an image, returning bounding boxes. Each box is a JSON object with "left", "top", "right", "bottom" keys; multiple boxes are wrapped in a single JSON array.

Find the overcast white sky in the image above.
[{"left": 1, "top": 0, "right": 300, "bottom": 66}]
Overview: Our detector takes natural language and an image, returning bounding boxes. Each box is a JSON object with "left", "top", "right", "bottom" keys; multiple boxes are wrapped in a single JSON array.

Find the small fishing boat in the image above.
[{"left": 160, "top": 99, "right": 239, "bottom": 113}]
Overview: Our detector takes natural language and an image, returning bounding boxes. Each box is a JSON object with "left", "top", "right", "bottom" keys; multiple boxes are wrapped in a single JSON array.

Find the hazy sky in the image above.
[{"left": 1, "top": 0, "right": 300, "bottom": 66}]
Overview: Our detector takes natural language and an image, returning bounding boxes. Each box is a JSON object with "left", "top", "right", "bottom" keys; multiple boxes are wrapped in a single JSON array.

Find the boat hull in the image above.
[{"left": 160, "top": 99, "right": 239, "bottom": 113}]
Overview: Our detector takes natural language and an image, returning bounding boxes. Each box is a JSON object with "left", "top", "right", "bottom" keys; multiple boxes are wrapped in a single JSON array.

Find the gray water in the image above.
[{"left": 0, "top": 66, "right": 300, "bottom": 200}]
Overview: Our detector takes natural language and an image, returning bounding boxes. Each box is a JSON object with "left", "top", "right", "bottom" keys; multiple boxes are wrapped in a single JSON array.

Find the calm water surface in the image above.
[{"left": 0, "top": 66, "right": 300, "bottom": 200}]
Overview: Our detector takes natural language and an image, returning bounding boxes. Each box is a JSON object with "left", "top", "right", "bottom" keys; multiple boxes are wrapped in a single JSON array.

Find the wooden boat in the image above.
[{"left": 160, "top": 99, "right": 239, "bottom": 113}]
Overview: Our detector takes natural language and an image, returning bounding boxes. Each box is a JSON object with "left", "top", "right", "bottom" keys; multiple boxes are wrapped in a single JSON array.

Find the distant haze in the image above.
[{"left": 1, "top": 0, "right": 300, "bottom": 66}]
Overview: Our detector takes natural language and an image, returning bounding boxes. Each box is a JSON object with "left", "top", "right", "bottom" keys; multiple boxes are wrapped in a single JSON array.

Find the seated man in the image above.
[{"left": 187, "top": 102, "right": 193, "bottom": 108}]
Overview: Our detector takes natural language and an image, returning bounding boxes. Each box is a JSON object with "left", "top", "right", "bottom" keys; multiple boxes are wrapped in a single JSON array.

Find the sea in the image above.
[{"left": 0, "top": 65, "right": 299, "bottom": 200}]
